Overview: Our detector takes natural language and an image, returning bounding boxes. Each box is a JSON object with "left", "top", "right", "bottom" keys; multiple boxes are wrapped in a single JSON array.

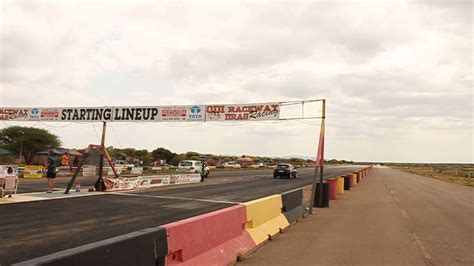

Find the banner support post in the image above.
[
  {"left": 96, "top": 122, "right": 107, "bottom": 191},
  {"left": 309, "top": 99, "right": 326, "bottom": 214}
]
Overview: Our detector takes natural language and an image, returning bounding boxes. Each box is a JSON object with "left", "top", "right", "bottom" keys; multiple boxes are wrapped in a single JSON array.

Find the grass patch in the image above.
[{"left": 390, "top": 165, "right": 474, "bottom": 187}]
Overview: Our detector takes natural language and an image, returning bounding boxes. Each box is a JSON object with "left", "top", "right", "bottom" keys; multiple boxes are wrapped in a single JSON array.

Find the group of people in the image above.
[{"left": 1, "top": 151, "right": 78, "bottom": 198}]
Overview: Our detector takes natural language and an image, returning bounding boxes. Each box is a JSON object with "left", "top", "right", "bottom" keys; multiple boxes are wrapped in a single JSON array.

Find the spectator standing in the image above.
[{"left": 46, "top": 151, "right": 57, "bottom": 193}]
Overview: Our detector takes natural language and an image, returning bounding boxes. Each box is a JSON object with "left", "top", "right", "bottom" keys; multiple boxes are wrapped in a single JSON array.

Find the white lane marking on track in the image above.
[
  {"left": 400, "top": 209, "right": 409, "bottom": 219},
  {"left": 393, "top": 196, "right": 400, "bottom": 203},
  {"left": 111, "top": 192, "right": 242, "bottom": 205},
  {"left": 385, "top": 183, "right": 432, "bottom": 265},
  {"left": 411, "top": 232, "right": 433, "bottom": 265}
]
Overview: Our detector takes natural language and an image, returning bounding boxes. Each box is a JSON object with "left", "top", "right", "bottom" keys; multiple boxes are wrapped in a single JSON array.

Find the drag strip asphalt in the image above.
[{"left": 0, "top": 166, "right": 361, "bottom": 265}]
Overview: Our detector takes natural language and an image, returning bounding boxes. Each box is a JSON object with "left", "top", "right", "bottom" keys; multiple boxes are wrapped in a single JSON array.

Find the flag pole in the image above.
[{"left": 309, "top": 99, "right": 326, "bottom": 214}]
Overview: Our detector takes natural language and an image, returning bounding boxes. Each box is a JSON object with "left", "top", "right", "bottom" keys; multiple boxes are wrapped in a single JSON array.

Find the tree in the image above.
[
  {"left": 169, "top": 154, "right": 182, "bottom": 166},
  {"left": 151, "top": 147, "right": 177, "bottom": 163},
  {"left": 135, "top": 149, "right": 152, "bottom": 165},
  {"left": 184, "top": 151, "right": 200, "bottom": 159},
  {"left": 0, "top": 126, "right": 61, "bottom": 164}
]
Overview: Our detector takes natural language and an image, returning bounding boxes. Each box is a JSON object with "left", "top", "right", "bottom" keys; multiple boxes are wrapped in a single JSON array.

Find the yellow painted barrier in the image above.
[
  {"left": 337, "top": 176, "right": 345, "bottom": 194},
  {"left": 244, "top": 195, "right": 289, "bottom": 245}
]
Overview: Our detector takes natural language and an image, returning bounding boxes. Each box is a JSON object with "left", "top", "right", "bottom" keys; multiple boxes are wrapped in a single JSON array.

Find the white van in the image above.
[{"left": 178, "top": 160, "right": 210, "bottom": 177}]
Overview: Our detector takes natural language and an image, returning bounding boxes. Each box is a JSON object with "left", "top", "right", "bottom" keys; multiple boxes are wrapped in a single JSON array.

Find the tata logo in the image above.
[
  {"left": 30, "top": 108, "right": 40, "bottom": 119},
  {"left": 188, "top": 106, "right": 203, "bottom": 120},
  {"left": 191, "top": 106, "right": 201, "bottom": 114}
]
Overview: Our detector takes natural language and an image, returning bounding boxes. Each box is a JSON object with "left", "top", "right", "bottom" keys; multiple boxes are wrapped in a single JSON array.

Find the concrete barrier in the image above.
[
  {"left": 14, "top": 227, "right": 168, "bottom": 266},
  {"left": 281, "top": 189, "right": 307, "bottom": 223},
  {"left": 350, "top": 174, "right": 357, "bottom": 187},
  {"left": 337, "top": 176, "right": 345, "bottom": 195},
  {"left": 314, "top": 182, "right": 330, "bottom": 208},
  {"left": 244, "top": 195, "right": 290, "bottom": 245},
  {"left": 354, "top": 172, "right": 360, "bottom": 183},
  {"left": 327, "top": 178, "right": 338, "bottom": 200},
  {"left": 344, "top": 175, "right": 351, "bottom": 190},
  {"left": 164, "top": 205, "right": 255, "bottom": 266}
]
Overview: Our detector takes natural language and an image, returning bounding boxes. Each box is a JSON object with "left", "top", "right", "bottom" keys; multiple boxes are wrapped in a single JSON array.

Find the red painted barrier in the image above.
[
  {"left": 164, "top": 205, "right": 255, "bottom": 265},
  {"left": 327, "top": 178, "right": 338, "bottom": 200}
]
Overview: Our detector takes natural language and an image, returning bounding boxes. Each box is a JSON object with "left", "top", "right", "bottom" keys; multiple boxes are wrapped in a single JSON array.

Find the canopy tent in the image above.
[
  {"left": 36, "top": 148, "right": 65, "bottom": 156},
  {"left": 0, "top": 148, "right": 13, "bottom": 156},
  {"left": 63, "top": 149, "right": 83, "bottom": 157}
]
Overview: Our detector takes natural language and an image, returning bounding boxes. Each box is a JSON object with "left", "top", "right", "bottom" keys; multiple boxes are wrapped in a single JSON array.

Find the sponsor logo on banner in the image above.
[
  {"left": 131, "top": 167, "right": 144, "bottom": 175},
  {"left": 206, "top": 103, "right": 280, "bottom": 121},
  {"left": 29, "top": 108, "right": 40, "bottom": 120},
  {"left": 113, "top": 107, "right": 160, "bottom": 122},
  {"left": 104, "top": 175, "right": 172, "bottom": 191},
  {"left": 173, "top": 173, "right": 201, "bottom": 184},
  {"left": 187, "top": 105, "right": 204, "bottom": 121},
  {"left": 161, "top": 106, "right": 187, "bottom": 121},
  {"left": 82, "top": 165, "right": 96, "bottom": 177},
  {"left": 60, "top": 108, "right": 113, "bottom": 122},
  {"left": 24, "top": 165, "right": 43, "bottom": 178},
  {"left": 0, "top": 108, "right": 29, "bottom": 121},
  {"left": 40, "top": 108, "right": 60, "bottom": 120}
]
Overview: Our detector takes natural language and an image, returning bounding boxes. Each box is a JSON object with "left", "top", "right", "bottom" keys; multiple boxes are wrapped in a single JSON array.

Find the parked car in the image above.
[
  {"left": 178, "top": 160, "right": 210, "bottom": 177},
  {"left": 112, "top": 160, "right": 135, "bottom": 169},
  {"left": 220, "top": 161, "right": 241, "bottom": 168},
  {"left": 273, "top": 163, "right": 298, "bottom": 179}
]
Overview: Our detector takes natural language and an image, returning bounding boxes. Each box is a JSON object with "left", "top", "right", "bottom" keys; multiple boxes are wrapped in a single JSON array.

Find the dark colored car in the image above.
[{"left": 273, "top": 163, "right": 298, "bottom": 179}]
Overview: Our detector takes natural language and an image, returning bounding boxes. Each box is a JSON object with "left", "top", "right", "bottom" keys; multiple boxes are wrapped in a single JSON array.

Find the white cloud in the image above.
[{"left": 0, "top": 0, "right": 472, "bottom": 163}]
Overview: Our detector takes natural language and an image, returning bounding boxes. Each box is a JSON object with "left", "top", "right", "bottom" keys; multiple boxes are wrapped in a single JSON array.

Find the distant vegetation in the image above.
[{"left": 0, "top": 126, "right": 353, "bottom": 166}]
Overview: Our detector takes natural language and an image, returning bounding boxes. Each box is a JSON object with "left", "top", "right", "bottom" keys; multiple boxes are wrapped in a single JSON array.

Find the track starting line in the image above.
[
  {"left": 110, "top": 192, "right": 242, "bottom": 205},
  {"left": 0, "top": 189, "right": 104, "bottom": 204}
]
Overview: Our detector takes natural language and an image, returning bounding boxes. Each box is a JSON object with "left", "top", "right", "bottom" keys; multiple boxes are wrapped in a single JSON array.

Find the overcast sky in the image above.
[{"left": 1, "top": 0, "right": 472, "bottom": 163}]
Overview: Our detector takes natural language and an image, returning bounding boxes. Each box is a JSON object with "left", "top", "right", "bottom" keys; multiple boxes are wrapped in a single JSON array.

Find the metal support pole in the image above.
[
  {"left": 318, "top": 100, "right": 326, "bottom": 207},
  {"left": 65, "top": 153, "right": 90, "bottom": 194},
  {"left": 96, "top": 122, "right": 107, "bottom": 191},
  {"left": 309, "top": 99, "right": 326, "bottom": 214}
]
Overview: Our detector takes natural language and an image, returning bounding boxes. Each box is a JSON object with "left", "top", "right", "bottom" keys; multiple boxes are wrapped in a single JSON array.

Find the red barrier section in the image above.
[
  {"left": 327, "top": 178, "right": 338, "bottom": 200},
  {"left": 164, "top": 205, "right": 256, "bottom": 266}
]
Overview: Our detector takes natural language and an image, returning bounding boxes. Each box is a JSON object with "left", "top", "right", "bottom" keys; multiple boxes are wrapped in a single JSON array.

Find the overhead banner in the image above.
[
  {"left": 0, "top": 103, "right": 279, "bottom": 122},
  {"left": 205, "top": 103, "right": 280, "bottom": 121}
]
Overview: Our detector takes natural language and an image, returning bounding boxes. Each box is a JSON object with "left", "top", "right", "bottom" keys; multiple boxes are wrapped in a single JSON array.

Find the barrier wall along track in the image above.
[
  {"left": 244, "top": 195, "right": 290, "bottom": 245},
  {"left": 14, "top": 227, "right": 168, "bottom": 266},
  {"left": 344, "top": 175, "right": 351, "bottom": 190},
  {"left": 281, "top": 189, "right": 307, "bottom": 223},
  {"left": 337, "top": 177, "right": 345, "bottom": 195},
  {"left": 163, "top": 205, "right": 255, "bottom": 266},
  {"left": 314, "top": 182, "right": 330, "bottom": 208},
  {"left": 350, "top": 174, "right": 357, "bottom": 187},
  {"left": 327, "top": 179, "right": 338, "bottom": 200}
]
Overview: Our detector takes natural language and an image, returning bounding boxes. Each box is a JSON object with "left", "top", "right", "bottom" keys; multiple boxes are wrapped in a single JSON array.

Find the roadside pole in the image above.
[
  {"left": 309, "top": 99, "right": 326, "bottom": 214},
  {"left": 97, "top": 122, "right": 107, "bottom": 191}
]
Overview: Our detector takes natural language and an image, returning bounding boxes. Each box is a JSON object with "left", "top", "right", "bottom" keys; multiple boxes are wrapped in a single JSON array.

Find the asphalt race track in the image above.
[{"left": 0, "top": 166, "right": 361, "bottom": 265}]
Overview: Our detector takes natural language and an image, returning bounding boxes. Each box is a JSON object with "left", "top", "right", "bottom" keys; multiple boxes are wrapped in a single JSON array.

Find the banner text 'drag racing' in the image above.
[{"left": 205, "top": 103, "right": 280, "bottom": 121}]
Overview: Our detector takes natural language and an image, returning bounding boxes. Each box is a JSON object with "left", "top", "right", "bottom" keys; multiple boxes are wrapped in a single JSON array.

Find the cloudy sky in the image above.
[{"left": 0, "top": 0, "right": 472, "bottom": 163}]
